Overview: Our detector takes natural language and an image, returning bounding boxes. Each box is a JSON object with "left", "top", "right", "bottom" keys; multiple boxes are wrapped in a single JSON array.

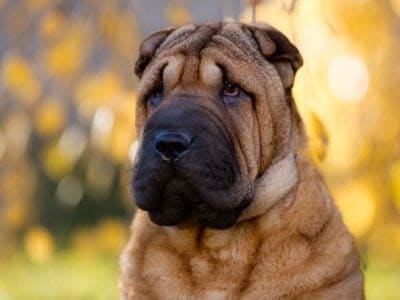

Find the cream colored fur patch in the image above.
[{"left": 239, "top": 151, "right": 298, "bottom": 221}]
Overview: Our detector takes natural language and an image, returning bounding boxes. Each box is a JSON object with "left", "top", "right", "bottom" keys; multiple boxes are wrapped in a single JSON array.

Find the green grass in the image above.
[
  {"left": 0, "top": 251, "right": 119, "bottom": 300},
  {"left": 0, "top": 251, "right": 399, "bottom": 299},
  {"left": 365, "top": 260, "right": 400, "bottom": 300}
]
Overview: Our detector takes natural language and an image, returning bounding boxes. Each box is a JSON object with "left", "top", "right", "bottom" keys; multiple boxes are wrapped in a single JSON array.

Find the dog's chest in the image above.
[
  {"left": 188, "top": 248, "right": 252, "bottom": 290},
  {"left": 142, "top": 225, "right": 260, "bottom": 297}
]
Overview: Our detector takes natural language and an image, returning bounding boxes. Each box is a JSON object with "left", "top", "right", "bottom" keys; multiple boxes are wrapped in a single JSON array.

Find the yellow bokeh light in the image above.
[
  {"left": 44, "top": 25, "right": 86, "bottom": 78},
  {"left": 42, "top": 143, "right": 74, "bottom": 180},
  {"left": 308, "top": 112, "right": 329, "bottom": 162},
  {"left": 106, "top": 97, "right": 136, "bottom": 163},
  {"left": 98, "top": 9, "right": 139, "bottom": 59},
  {"left": 95, "top": 218, "right": 127, "bottom": 253},
  {"left": 1, "top": 54, "right": 41, "bottom": 105},
  {"left": 71, "top": 219, "right": 127, "bottom": 254},
  {"left": 34, "top": 100, "right": 65, "bottom": 138},
  {"left": 76, "top": 71, "right": 121, "bottom": 118},
  {"left": 334, "top": 180, "right": 376, "bottom": 238},
  {"left": 108, "top": 124, "right": 133, "bottom": 163},
  {"left": 99, "top": 8, "right": 120, "bottom": 39},
  {"left": 4, "top": 202, "right": 28, "bottom": 230},
  {"left": 23, "top": 226, "right": 55, "bottom": 264},
  {"left": 39, "top": 11, "right": 64, "bottom": 39},
  {"left": 166, "top": 4, "right": 192, "bottom": 25}
]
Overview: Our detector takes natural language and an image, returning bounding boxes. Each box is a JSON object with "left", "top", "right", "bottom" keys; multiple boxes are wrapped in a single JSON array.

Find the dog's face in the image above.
[{"left": 131, "top": 22, "right": 302, "bottom": 229}]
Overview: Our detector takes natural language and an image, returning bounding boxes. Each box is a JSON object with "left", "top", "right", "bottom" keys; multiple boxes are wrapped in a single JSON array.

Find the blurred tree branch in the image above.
[{"left": 281, "top": 0, "right": 298, "bottom": 13}]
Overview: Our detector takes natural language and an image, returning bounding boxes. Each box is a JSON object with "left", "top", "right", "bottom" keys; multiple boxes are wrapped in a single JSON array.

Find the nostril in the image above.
[
  {"left": 155, "top": 140, "right": 188, "bottom": 153},
  {"left": 155, "top": 140, "right": 189, "bottom": 159},
  {"left": 153, "top": 132, "right": 192, "bottom": 161}
]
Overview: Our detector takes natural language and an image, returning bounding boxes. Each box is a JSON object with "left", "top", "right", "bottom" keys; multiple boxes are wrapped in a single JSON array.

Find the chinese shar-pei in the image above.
[{"left": 120, "top": 22, "right": 364, "bottom": 299}]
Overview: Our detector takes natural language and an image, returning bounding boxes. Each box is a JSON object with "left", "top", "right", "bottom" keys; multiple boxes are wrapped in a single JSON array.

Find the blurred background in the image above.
[{"left": 0, "top": 0, "right": 399, "bottom": 299}]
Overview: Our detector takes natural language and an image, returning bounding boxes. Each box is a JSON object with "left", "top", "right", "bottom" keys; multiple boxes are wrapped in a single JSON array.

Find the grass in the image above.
[
  {"left": 365, "top": 260, "right": 400, "bottom": 300},
  {"left": 0, "top": 250, "right": 119, "bottom": 300}
]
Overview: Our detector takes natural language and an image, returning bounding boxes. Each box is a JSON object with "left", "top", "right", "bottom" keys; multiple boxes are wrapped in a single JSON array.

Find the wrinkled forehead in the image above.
[
  {"left": 157, "top": 22, "right": 259, "bottom": 58},
  {"left": 140, "top": 22, "right": 266, "bottom": 93}
]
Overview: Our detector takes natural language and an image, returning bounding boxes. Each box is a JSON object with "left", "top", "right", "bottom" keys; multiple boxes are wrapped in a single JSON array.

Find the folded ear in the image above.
[
  {"left": 134, "top": 27, "right": 176, "bottom": 78},
  {"left": 245, "top": 23, "right": 303, "bottom": 89}
]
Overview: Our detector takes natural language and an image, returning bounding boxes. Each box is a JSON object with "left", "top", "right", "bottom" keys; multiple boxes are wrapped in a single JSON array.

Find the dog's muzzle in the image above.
[{"left": 131, "top": 98, "right": 253, "bottom": 229}]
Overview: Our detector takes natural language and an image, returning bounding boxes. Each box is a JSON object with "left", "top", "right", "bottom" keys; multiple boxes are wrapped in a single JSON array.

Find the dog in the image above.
[{"left": 120, "top": 22, "right": 364, "bottom": 299}]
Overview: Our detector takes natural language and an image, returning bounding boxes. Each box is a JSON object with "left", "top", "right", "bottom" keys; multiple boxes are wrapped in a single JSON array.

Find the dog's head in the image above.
[{"left": 131, "top": 22, "right": 303, "bottom": 229}]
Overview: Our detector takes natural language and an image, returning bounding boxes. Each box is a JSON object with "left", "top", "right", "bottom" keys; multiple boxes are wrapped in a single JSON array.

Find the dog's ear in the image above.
[
  {"left": 246, "top": 24, "right": 303, "bottom": 89},
  {"left": 135, "top": 27, "right": 176, "bottom": 78}
]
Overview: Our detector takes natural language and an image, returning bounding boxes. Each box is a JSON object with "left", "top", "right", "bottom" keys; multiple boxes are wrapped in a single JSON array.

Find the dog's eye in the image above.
[
  {"left": 148, "top": 86, "right": 163, "bottom": 107},
  {"left": 221, "top": 82, "right": 245, "bottom": 105},
  {"left": 222, "top": 82, "right": 240, "bottom": 97}
]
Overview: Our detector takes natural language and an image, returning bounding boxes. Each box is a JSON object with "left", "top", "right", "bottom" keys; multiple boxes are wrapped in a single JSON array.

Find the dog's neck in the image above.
[
  {"left": 239, "top": 101, "right": 305, "bottom": 221},
  {"left": 238, "top": 150, "right": 299, "bottom": 221}
]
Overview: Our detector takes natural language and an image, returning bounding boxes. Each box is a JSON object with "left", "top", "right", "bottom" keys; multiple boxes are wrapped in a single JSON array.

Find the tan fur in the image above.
[{"left": 121, "top": 22, "right": 364, "bottom": 299}]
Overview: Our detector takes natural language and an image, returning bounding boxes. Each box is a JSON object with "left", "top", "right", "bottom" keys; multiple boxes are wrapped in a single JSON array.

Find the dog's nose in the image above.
[{"left": 153, "top": 131, "right": 191, "bottom": 161}]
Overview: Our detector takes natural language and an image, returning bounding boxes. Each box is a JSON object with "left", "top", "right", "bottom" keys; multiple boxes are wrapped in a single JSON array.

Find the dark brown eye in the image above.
[
  {"left": 222, "top": 82, "right": 240, "bottom": 97},
  {"left": 148, "top": 85, "right": 163, "bottom": 107}
]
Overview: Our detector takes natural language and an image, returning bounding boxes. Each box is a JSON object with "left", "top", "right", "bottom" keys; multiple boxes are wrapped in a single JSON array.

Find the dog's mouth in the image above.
[
  {"left": 132, "top": 154, "right": 253, "bottom": 229},
  {"left": 143, "top": 178, "right": 252, "bottom": 229}
]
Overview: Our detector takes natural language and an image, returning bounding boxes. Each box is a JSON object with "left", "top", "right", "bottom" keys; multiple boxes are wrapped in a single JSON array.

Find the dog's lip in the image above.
[
  {"left": 147, "top": 205, "right": 245, "bottom": 229},
  {"left": 135, "top": 200, "right": 161, "bottom": 211},
  {"left": 145, "top": 192, "right": 252, "bottom": 229},
  {"left": 186, "top": 201, "right": 249, "bottom": 229},
  {"left": 148, "top": 209, "right": 187, "bottom": 226},
  {"left": 137, "top": 174, "right": 253, "bottom": 210}
]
